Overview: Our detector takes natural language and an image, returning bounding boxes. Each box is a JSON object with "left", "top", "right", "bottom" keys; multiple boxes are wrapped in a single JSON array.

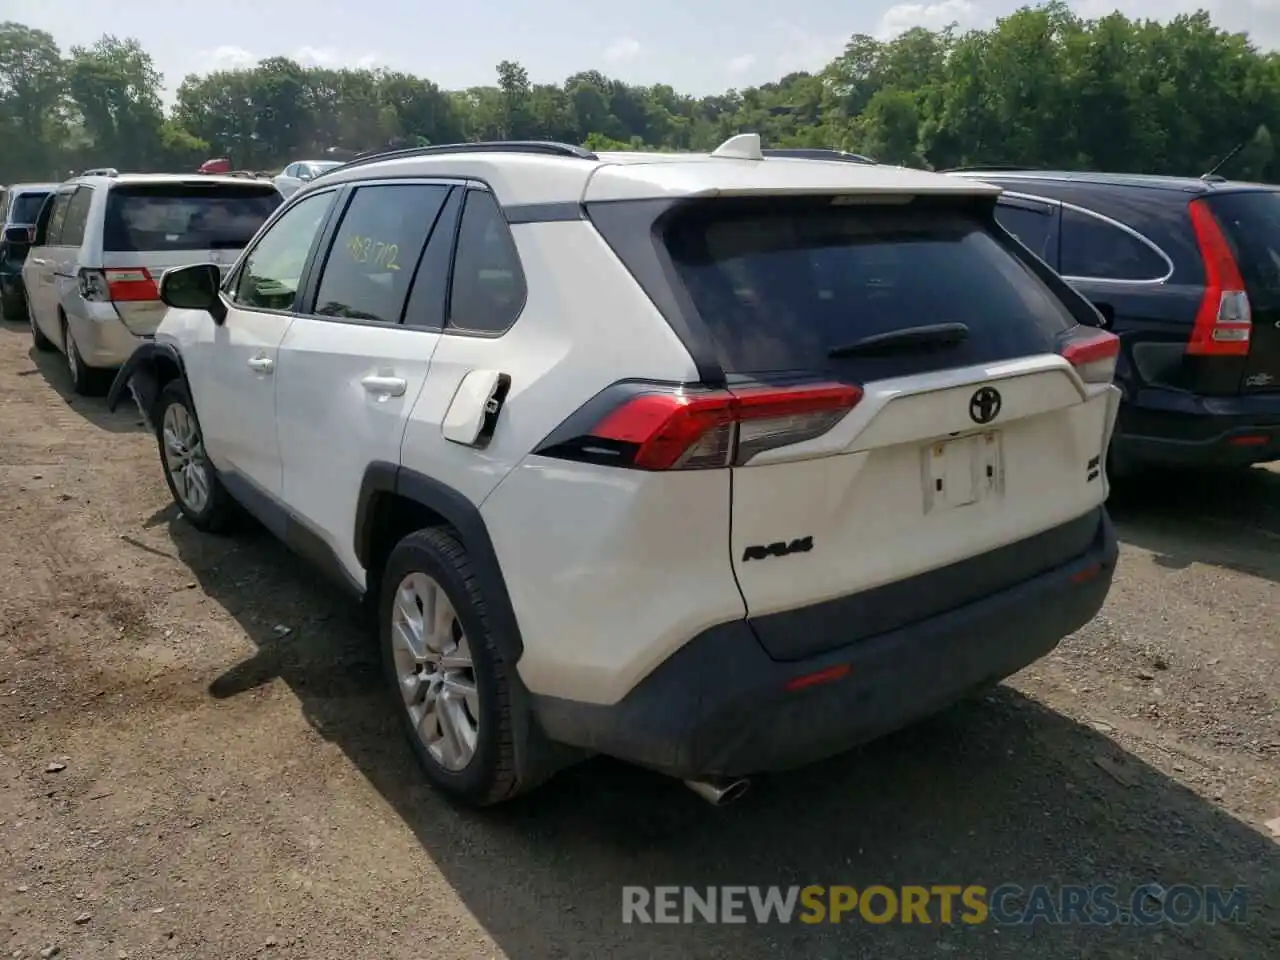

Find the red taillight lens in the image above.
[
  {"left": 1187, "top": 199, "right": 1251, "bottom": 357},
  {"left": 1060, "top": 327, "right": 1120, "bottom": 384},
  {"left": 79, "top": 268, "right": 161, "bottom": 303},
  {"left": 556, "top": 381, "right": 863, "bottom": 471},
  {"left": 104, "top": 268, "right": 160, "bottom": 302}
]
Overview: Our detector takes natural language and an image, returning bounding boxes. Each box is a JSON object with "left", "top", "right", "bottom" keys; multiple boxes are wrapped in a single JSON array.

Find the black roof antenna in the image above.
[{"left": 1201, "top": 140, "right": 1246, "bottom": 181}]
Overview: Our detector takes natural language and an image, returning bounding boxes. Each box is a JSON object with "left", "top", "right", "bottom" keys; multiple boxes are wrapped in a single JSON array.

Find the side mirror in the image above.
[
  {"left": 297, "top": 171, "right": 313, "bottom": 182},
  {"left": 3, "top": 226, "right": 30, "bottom": 244},
  {"left": 160, "top": 263, "right": 227, "bottom": 325}
]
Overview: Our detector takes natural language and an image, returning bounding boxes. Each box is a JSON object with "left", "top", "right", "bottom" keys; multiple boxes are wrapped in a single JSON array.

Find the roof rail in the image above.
[
  {"left": 762, "top": 148, "right": 876, "bottom": 165},
  {"left": 335, "top": 140, "right": 599, "bottom": 172},
  {"left": 940, "top": 165, "right": 1038, "bottom": 174}
]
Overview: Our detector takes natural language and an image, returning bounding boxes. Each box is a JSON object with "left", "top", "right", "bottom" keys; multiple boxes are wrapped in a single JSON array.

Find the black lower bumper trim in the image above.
[{"left": 532, "top": 509, "right": 1118, "bottom": 780}]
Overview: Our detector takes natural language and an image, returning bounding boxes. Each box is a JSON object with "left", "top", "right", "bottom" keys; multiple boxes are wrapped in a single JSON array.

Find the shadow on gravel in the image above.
[
  {"left": 157, "top": 506, "right": 1279, "bottom": 960},
  {"left": 22, "top": 341, "right": 143, "bottom": 435},
  {"left": 1108, "top": 464, "right": 1280, "bottom": 584}
]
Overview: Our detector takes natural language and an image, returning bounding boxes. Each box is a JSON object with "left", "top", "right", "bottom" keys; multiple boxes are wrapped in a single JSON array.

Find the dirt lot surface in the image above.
[{"left": 0, "top": 319, "right": 1277, "bottom": 960}]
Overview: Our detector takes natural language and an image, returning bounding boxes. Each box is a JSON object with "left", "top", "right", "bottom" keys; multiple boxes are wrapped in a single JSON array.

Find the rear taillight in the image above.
[
  {"left": 1187, "top": 198, "right": 1251, "bottom": 357},
  {"left": 1059, "top": 327, "right": 1121, "bottom": 384},
  {"left": 24, "top": 226, "right": 35, "bottom": 242},
  {"left": 79, "top": 267, "right": 159, "bottom": 303},
  {"left": 537, "top": 381, "right": 863, "bottom": 470}
]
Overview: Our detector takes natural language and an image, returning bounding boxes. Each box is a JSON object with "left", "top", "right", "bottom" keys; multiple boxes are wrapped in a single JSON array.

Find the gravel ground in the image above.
[{"left": 0, "top": 319, "right": 1276, "bottom": 960}]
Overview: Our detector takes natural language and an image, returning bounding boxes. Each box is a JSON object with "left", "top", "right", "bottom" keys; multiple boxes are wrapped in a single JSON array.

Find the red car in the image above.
[{"left": 197, "top": 157, "right": 232, "bottom": 175}]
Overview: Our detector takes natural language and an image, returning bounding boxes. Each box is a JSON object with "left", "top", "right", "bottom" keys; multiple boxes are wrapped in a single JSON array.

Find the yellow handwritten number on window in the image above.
[{"left": 346, "top": 234, "right": 399, "bottom": 270}]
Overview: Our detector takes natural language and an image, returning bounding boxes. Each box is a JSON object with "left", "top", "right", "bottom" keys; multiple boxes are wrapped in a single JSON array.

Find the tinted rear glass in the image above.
[
  {"left": 663, "top": 197, "right": 1078, "bottom": 378},
  {"left": 104, "top": 183, "right": 283, "bottom": 252},
  {"left": 11, "top": 192, "right": 51, "bottom": 224},
  {"left": 1207, "top": 190, "right": 1280, "bottom": 296}
]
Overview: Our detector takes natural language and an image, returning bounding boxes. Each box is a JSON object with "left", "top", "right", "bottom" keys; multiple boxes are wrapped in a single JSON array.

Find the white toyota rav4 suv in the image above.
[{"left": 108, "top": 135, "right": 1122, "bottom": 807}]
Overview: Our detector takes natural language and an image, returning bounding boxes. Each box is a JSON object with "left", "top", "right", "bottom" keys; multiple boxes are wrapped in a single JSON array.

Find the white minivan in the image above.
[{"left": 23, "top": 173, "right": 282, "bottom": 394}]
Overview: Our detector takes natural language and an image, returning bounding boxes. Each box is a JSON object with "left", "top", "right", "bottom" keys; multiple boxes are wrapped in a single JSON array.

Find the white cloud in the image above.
[
  {"left": 197, "top": 45, "right": 257, "bottom": 72},
  {"left": 193, "top": 44, "right": 381, "bottom": 74},
  {"left": 875, "top": 0, "right": 980, "bottom": 39},
  {"left": 726, "top": 54, "right": 756, "bottom": 76},
  {"left": 604, "top": 38, "right": 642, "bottom": 63},
  {"left": 773, "top": 24, "right": 846, "bottom": 75}
]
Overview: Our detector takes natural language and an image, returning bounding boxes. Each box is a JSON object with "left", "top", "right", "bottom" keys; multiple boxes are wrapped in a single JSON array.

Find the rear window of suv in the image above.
[
  {"left": 663, "top": 196, "right": 1080, "bottom": 379},
  {"left": 104, "top": 183, "right": 282, "bottom": 253},
  {"left": 1206, "top": 190, "right": 1280, "bottom": 297},
  {"left": 10, "top": 191, "right": 51, "bottom": 225}
]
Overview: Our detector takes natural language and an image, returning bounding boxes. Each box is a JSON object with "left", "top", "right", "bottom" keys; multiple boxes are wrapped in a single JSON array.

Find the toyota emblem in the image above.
[{"left": 969, "top": 386, "right": 1002, "bottom": 425}]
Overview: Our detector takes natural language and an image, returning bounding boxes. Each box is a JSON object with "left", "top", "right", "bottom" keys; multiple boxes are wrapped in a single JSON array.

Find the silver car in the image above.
[
  {"left": 272, "top": 160, "right": 344, "bottom": 199},
  {"left": 22, "top": 173, "right": 283, "bottom": 394}
]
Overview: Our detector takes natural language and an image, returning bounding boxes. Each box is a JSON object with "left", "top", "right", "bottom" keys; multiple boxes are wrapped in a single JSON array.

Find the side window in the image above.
[
  {"left": 995, "top": 201, "right": 1055, "bottom": 263},
  {"left": 44, "top": 190, "right": 74, "bottom": 246},
  {"left": 59, "top": 187, "right": 94, "bottom": 249},
  {"left": 230, "top": 190, "right": 336, "bottom": 312},
  {"left": 447, "top": 189, "right": 527, "bottom": 334},
  {"left": 312, "top": 183, "right": 450, "bottom": 324},
  {"left": 1060, "top": 206, "right": 1168, "bottom": 281}
]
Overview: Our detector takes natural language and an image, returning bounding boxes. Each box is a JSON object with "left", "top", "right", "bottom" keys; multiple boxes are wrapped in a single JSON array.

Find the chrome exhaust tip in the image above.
[{"left": 683, "top": 777, "right": 750, "bottom": 806}]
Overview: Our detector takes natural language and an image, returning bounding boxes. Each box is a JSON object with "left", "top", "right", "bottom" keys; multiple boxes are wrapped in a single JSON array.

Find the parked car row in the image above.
[
  {"left": 1, "top": 138, "right": 1273, "bottom": 810},
  {"left": 4, "top": 171, "right": 283, "bottom": 392}
]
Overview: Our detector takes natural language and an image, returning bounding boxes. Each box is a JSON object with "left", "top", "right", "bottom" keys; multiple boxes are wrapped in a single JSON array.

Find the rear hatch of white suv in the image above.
[
  {"left": 588, "top": 182, "right": 1119, "bottom": 661},
  {"left": 92, "top": 179, "right": 281, "bottom": 335}
]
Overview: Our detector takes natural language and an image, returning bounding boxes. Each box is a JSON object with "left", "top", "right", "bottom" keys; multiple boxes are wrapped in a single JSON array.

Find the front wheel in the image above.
[
  {"left": 379, "top": 527, "right": 526, "bottom": 806},
  {"left": 155, "top": 380, "right": 237, "bottom": 533}
]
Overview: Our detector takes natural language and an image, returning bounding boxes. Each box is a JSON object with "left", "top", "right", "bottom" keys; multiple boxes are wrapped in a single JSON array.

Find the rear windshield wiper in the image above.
[{"left": 827, "top": 322, "right": 969, "bottom": 359}]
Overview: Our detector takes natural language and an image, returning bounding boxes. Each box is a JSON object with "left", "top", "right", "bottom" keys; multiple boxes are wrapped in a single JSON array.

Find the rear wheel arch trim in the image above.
[
  {"left": 355, "top": 461, "right": 524, "bottom": 660},
  {"left": 357, "top": 462, "right": 567, "bottom": 792},
  {"left": 105, "top": 340, "right": 188, "bottom": 417}
]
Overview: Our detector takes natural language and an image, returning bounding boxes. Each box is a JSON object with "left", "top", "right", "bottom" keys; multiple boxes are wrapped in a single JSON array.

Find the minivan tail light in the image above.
[
  {"left": 105, "top": 268, "right": 160, "bottom": 302},
  {"left": 78, "top": 267, "right": 160, "bottom": 303},
  {"left": 537, "top": 382, "right": 863, "bottom": 470},
  {"left": 1059, "top": 327, "right": 1121, "bottom": 384},
  {"left": 1186, "top": 198, "right": 1251, "bottom": 357}
]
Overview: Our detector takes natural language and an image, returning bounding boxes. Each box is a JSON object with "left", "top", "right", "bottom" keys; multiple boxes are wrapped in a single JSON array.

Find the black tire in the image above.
[
  {"left": 1, "top": 286, "right": 25, "bottom": 322},
  {"left": 379, "top": 527, "right": 524, "bottom": 806},
  {"left": 154, "top": 380, "right": 238, "bottom": 533},
  {"left": 28, "top": 301, "right": 54, "bottom": 352},
  {"left": 62, "top": 317, "right": 106, "bottom": 396}
]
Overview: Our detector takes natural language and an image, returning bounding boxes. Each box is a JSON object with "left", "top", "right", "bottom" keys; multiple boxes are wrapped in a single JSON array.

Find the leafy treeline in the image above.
[{"left": 2, "top": 2, "right": 1279, "bottom": 184}]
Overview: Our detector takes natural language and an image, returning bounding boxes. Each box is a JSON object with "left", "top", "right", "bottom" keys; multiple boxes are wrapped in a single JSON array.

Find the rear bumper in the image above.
[
  {"left": 532, "top": 508, "right": 1118, "bottom": 780},
  {"left": 1115, "top": 389, "right": 1280, "bottom": 468},
  {"left": 66, "top": 307, "right": 146, "bottom": 369}
]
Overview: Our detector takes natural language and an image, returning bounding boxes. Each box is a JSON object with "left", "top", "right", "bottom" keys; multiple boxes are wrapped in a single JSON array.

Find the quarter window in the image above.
[
  {"left": 447, "top": 189, "right": 527, "bottom": 334},
  {"left": 59, "top": 187, "right": 94, "bottom": 248},
  {"left": 44, "top": 191, "right": 74, "bottom": 246},
  {"left": 230, "top": 190, "right": 336, "bottom": 312},
  {"left": 995, "top": 202, "right": 1055, "bottom": 262},
  {"left": 312, "top": 183, "right": 451, "bottom": 324},
  {"left": 1059, "top": 207, "right": 1168, "bottom": 281}
]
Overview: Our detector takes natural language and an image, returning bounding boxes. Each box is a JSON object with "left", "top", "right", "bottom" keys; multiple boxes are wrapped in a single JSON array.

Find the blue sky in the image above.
[{"left": 9, "top": 0, "right": 1277, "bottom": 100}]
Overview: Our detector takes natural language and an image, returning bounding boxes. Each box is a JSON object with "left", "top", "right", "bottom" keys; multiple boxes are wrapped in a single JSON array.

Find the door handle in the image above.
[
  {"left": 246, "top": 355, "right": 274, "bottom": 374},
  {"left": 361, "top": 375, "right": 407, "bottom": 397},
  {"left": 29, "top": 258, "right": 46, "bottom": 265}
]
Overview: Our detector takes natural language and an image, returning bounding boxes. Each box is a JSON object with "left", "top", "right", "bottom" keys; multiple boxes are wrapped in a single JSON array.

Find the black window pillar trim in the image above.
[{"left": 583, "top": 197, "right": 728, "bottom": 388}]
